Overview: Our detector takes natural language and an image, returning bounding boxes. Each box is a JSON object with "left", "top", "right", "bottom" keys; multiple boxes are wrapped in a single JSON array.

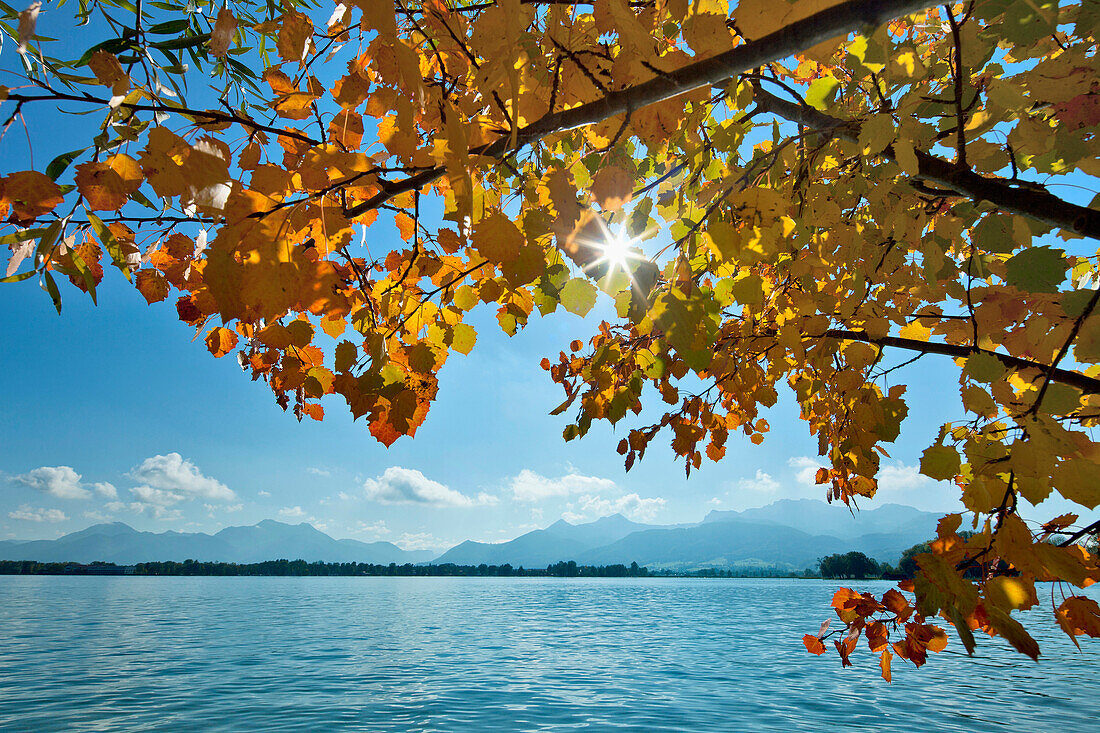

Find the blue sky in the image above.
[
  {"left": 2, "top": 3, "right": 1089, "bottom": 551},
  {"left": 0, "top": 250, "right": 972, "bottom": 549}
]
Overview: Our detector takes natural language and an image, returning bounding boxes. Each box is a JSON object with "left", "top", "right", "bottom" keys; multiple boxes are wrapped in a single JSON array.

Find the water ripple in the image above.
[{"left": 0, "top": 577, "right": 1095, "bottom": 731}]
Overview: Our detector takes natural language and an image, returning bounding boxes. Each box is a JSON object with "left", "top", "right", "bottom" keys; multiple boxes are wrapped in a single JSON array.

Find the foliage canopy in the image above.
[{"left": 2, "top": 0, "right": 1099, "bottom": 679}]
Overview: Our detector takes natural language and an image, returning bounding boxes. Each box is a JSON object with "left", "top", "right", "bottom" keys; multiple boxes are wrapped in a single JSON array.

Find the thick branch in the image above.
[
  {"left": 822, "top": 328, "right": 1100, "bottom": 395},
  {"left": 346, "top": 0, "right": 942, "bottom": 217},
  {"left": 751, "top": 88, "right": 1100, "bottom": 240}
]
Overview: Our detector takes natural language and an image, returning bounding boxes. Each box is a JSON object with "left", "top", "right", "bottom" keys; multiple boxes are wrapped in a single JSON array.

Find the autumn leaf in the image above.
[
  {"left": 473, "top": 211, "right": 523, "bottom": 265},
  {"left": 75, "top": 155, "right": 143, "bottom": 211},
  {"left": 0, "top": 171, "right": 64, "bottom": 222},
  {"left": 920, "top": 445, "right": 960, "bottom": 480},
  {"left": 135, "top": 269, "right": 169, "bottom": 304},
  {"left": 803, "top": 634, "right": 827, "bottom": 655},
  {"left": 1055, "top": 596, "right": 1100, "bottom": 648},
  {"left": 205, "top": 327, "right": 238, "bottom": 357},
  {"left": 590, "top": 166, "right": 634, "bottom": 212},
  {"left": 209, "top": 8, "right": 237, "bottom": 58}
]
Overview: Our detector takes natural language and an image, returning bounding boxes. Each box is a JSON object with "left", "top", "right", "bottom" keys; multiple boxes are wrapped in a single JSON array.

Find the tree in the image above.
[
  {"left": 2, "top": 0, "right": 1098, "bottom": 680},
  {"left": 819, "top": 551, "right": 881, "bottom": 579}
]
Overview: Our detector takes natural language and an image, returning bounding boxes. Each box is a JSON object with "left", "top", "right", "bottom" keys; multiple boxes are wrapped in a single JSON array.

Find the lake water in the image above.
[{"left": 0, "top": 577, "right": 1096, "bottom": 731}]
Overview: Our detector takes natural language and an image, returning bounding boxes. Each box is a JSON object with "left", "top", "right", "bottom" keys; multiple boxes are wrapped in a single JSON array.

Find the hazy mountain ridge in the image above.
[
  {"left": 0, "top": 520, "right": 434, "bottom": 565},
  {"left": 433, "top": 513, "right": 652, "bottom": 567},
  {"left": 0, "top": 500, "right": 942, "bottom": 570}
]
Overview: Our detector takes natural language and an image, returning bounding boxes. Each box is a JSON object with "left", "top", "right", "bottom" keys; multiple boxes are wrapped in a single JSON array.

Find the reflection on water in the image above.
[{"left": 0, "top": 577, "right": 1095, "bottom": 731}]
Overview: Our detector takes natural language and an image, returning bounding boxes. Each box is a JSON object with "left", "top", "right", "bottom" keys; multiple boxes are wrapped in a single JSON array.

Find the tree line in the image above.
[{"left": 0, "top": 559, "right": 651, "bottom": 578}]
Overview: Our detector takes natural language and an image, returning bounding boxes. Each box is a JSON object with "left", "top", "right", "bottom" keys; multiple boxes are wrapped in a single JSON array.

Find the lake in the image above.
[{"left": 0, "top": 577, "right": 1095, "bottom": 731}]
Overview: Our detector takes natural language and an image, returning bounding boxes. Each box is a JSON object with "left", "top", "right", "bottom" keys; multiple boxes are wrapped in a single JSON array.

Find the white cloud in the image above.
[
  {"left": 875, "top": 461, "right": 961, "bottom": 512},
  {"left": 278, "top": 506, "right": 307, "bottom": 519},
  {"left": 355, "top": 520, "right": 390, "bottom": 537},
  {"left": 83, "top": 510, "right": 112, "bottom": 522},
  {"left": 92, "top": 482, "right": 118, "bottom": 499},
  {"left": 336, "top": 491, "right": 354, "bottom": 501},
  {"left": 307, "top": 467, "right": 331, "bottom": 477},
  {"left": 785, "top": 456, "right": 960, "bottom": 512},
  {"left": 257, "top": 490, "right": 271, "bottom": 498},
  {"left": 362, "top": 467, "right": 485, "bottom": 507},
  {"left": 13, "top": 466, "right": 91, "bottom": 500},
  {"left": 708, "top": 497, "right": 723, "bottom": 507},
  {"left": 510, "top": 469, "right": 617, "bottom": 502},
  {"left": 131, "top": 485, "right": 185, "bottom": 506},
  {"left": 105, "top": 501, "right": 182, "bottom": 521},
  {"left": 789, "top": 456, "right": 824, "bottom": 487},
  {"left": 204, "top": 503, "right": 243, "bottom": 515},
  {"left": 395, "top": 531, "right": 450, "bottom": 551},
  {"left": 8, "top": 505, "right": 68, "bottom": 522},
  {"left": 129, "top": 453, "right": 236, "bottom": 502},
  {"left": 877, "top": 463, "right": 930, "bottom": 492},
  {"left": 562, "top": 493, "right": 666, "bottom": 523},
  {"left": 738, "top": 469, "right": 780, "bottom": 493}
]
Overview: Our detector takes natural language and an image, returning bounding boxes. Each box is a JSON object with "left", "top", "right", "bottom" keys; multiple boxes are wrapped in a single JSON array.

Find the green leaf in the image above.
[
  {"left": 45, "top": 149, "right": 86, "bottom": 181},
  {"left": 147, "top": 19, "right": 191, "bottom": 34},
  {"left": 0, "top": 227, "right": 47, "bottom": 246},
  {"left": 86, "top": 210, "right": 131, "bottom": 281},
  {"left": 1005, "top": 246, "right": 1067, "bottom": 293},
  {"left": 68, "top": 245, "right": 98, "bottom": 305},
  {"left": 150, "top": 33, "right": 211, "bottom": 52},
  {"left": 971, "top": 214, "right": 1016, "bottom": 254},
  {"left": 128, "top": 189, "right": 159, "bottom": 211},
  {"left": 964, "top": 352, "right": 1007, "bottom": 383},
  {"left": 0, "top": 270, "right": 36, "bottom": 283},
  {"left": 559, "top": 277, "right": 598, "bottom": 317},
  {"left": 41, "top": 270, "right": 62, "bottom": 314},
  {"left": 805, "top": 76, "right": 839, "bottom": 112}
]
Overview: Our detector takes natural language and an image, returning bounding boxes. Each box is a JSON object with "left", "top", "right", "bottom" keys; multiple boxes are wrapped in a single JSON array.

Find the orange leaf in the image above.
[
  {"left": 802, "top": 634, "right": 826, "bottom": 655},
  {"left": 1055, "top": 596, "right": 1100, "bottom": 649},
  {"left": 394, "top": 212, "right": 416, "bottom": 241},
  {"left": 0, "top": 170, "right": 64, "bottom": 222},
  {"left": 88, "top": 51, "right": 126, "bottom": 85},
  {"left": 276, "top": 11, "right": 314, "bottom": 64},
  {"left": 75, "top": 154, "right": 143, "bottom": 211},
  {"left": 135, "top": 269, "right": 169, "bottom": 304},
  {"left": 205, "top": 326, "right": 238, "bottom": 357},
  {"left": 879, "top": 649, "right": 893, "bottom": 682},
  {"left": 329, "top": 109, "right": 364, "bottom": 148},
  {"left": 590, "top": 166, "right": 634, "bottom": 212}
]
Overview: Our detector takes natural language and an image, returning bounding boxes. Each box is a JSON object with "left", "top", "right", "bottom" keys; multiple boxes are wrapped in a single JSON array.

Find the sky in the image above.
[
  {"left": 0, "top": 4, "right": 1090, "bottom": 552},
  {"left": 0, "top": 250, "right": 978, "bottom": 551}
]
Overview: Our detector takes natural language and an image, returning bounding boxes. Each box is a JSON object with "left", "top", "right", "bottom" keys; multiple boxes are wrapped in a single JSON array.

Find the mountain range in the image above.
[
  {"left": 0, "top": 499, "right": 941, "bottom": 571},
  {"left": 0, "top": 520, "right": 435, "bottom": 565}
]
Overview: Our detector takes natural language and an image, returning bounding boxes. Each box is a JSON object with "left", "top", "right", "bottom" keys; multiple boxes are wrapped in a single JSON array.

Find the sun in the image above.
[{"left": 580, "top": 216, "right": 645, "bottom": 287}]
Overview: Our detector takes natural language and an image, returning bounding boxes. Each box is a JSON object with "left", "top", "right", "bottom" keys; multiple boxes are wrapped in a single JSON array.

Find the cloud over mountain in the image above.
[
  {"left": 13, "top": 466, "right": 91, "bottom": 500},
  {"left": 129, "top": 453, "right": 236, "bottom": 502},
  {"left": 509, "top": 469, "right": 617, "bottom": 502},
  {"left": 362, "top": 467, "right": 492, "bottom": 507}
]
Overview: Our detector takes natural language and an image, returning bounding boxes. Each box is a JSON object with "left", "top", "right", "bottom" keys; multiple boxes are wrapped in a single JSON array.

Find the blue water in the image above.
[{"left": 0, "top": 577, "right": 1095, "bottom": 731}]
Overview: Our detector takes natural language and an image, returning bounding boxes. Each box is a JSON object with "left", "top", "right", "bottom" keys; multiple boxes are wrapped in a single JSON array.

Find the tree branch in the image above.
[
  {"left": 820, "top": 328, "right": 1100, "bottom": 395},
  {"left": 751, "top": 88, "right": 1100, "bottom": 240},
  {"left": 3, "top": 91, "right": 322, "bottom": 147},
  {"left": 345, "top": 0, "right": 943, "bottom": 218}
]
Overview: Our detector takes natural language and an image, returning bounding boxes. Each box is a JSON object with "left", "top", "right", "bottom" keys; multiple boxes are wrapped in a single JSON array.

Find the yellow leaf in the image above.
[
  {"left": 473, "top": 211, "right": 523, "bottom": 266},
  {"left": 920, "top": 445, "right": 960, "bottom": 480},
  {"left": 987, "top": 607, "right": 1040, "bottom": 661}
]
